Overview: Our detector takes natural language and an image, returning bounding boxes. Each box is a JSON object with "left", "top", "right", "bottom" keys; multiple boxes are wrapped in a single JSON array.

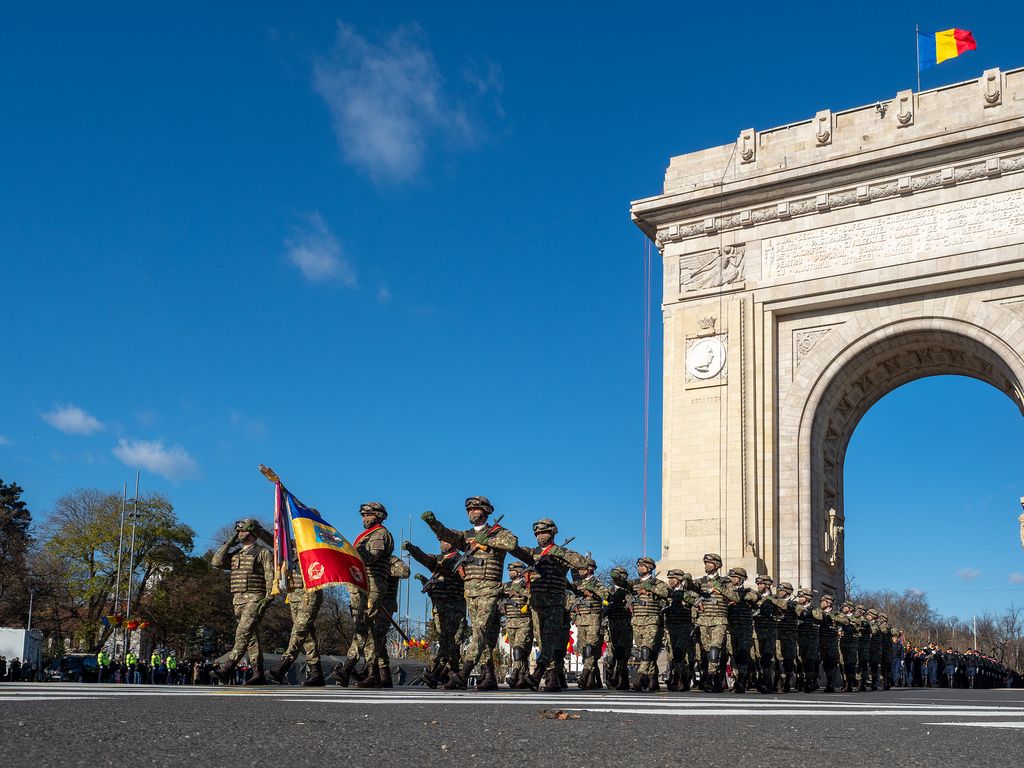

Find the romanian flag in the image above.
[
  {"left": 918, "top": 28, "right": 976, "bottom": 70},
  {"left": 268, "top": 476, "right": 368, "bottom": 594}
]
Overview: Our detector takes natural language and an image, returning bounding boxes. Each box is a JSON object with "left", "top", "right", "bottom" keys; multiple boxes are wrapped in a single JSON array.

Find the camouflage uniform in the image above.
[
  {"left": 773, "top": 582, "right": 799, "bottom": 693},
  {"left": 333, "top": 502, "right": 393, "bottom": 688},
  {"left": 501, "top": 563, "right": 534, "bottom": 687},
  {"left": 513, "top": 519, "right": 589, "bottom": 692},
  {"left": 817, "top": 595, "right": 840, "bottom": 693},
  {"left": 878, "top": 613, "right": 893, "bottom": 690},
  {"left": 834, "top": 601, "right": 860, "bottom": 691},
  {"left": 726, "top": 567, "right": 759, "bottom": 694},
  {"left": 694, "top": 553, "right": 738, "bottom": 693},
  {"left": 374, "top": 555, "right": 410, "bottom": 686},
  {"left": 751, "top": 576, "right": 780, "bottom": 693},
  {"left": 795, "top": 589, "right": 822, "bottom": 692},
  {"left": 269, "top": 570, "right": 324, "bottom": 686},
  {"left": 405, "top": 542, "right": 466, "bottom": 688},
  {"left": 211, "top": 520, "right": 274, "bottom": 684},
  {"left": 569, "top": 560, "right": 607, "bottom": 689},
  {"left": 664, "top": 569, "right": 699, "bottom": 691},
  {"left": 866, "top": 608, "right": 883, "bottom": 690},
  {"left": 604, "top": 568, "right": 634, "bottom": 690},
  {"left": 629, "top": 557, "right": 669, "bottom": 692},
  {"left": 422, "top": 497, "right": 519, "bottom": 690},
  {"left": 855, "top": 605, "right": 871, "bottom": 690}
]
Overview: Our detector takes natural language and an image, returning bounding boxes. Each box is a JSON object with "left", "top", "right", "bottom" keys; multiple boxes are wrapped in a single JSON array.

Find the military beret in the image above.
[
  {"left": 797, "top": 588, "right": 813, "bottom": 599},
  {"left": 703, "top": 553, "right": 723, "bottom": 566},
  {"left": 465, "top": 496, "right": 494, "bottom": 513},
  {"left": 359, "top": 502, "right": 387, "bottom": 520},
  {"left": 777, "top": 581, "right": 794, "bottom": 592},
  {"left": 532, "top": 518, "right": 558, "bottom": 534},
  {"left": 667, "top": 569, "right": 686, "bottom": 579},
  {"left": 508, "top": 561, "right": 526, "bottom": 570},
  {"left": 636, "top": 556, "right": 656, "bottom": 569},
  {"left": 728, "top": 567, "right": 748, "bottom": 580}
]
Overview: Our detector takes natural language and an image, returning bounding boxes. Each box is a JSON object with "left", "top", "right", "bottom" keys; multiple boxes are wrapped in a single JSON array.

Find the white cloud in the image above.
[
  {"left": 112, "top": 438, "right": 197, "bottom": 481},
  {"left": 1010, "top": 573, "right": 1024, "bottom": 585},
  {"left": 285, "top": 212, "right": 356, "bottom": 285},
  {"left": 0, "top": 435, "right": 10, "bottom": 446},
  {"left": 42, "top": 403, "right": 105, "bottom": 435},
  {"left": 312, "top": 22, "right": 474, "bottom": 182},
  {"left": 956, "top": 567, "right": 982, "bottom": 582}
]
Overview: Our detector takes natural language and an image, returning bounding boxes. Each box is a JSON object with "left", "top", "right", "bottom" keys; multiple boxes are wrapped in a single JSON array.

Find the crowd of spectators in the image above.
[{"left": 888, "top": 638, "right": 1016, "bottom": 688}]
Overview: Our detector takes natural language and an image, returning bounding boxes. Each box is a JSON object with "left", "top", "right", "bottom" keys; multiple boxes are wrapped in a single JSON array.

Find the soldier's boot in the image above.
[
  {"left": 444, "top": 661, "right": 473, "bottom": 690},
  {"left": 732, "top": 670, "right": 746, "bottom": 694},
  {"left": 665, "top": 668, "right": 678, "bottom": 691},
  {"left": 267, "top": 655, "right": 294, "bottom": 685},
  {"left": 630, "top": 670, "right": 649, "bottom": 692},
  {"left": 380, "top": 665, "right": 394, "bottom": 689},
  {"left": 604, "top": 661, "right": 615, "bottom": 690},
  {"left": 590, "top": 667, "right": 603, "bottom": 690},
  {"left": 355, "top": 665, "right": 381, "bottom": 688},
  {"left": 870, "top": 664, "right": 880, "bottom": 691},
  {"left": 557, "top": 666, "right": 568, "bottom": 690},
  {"left": 302, "top": 662, "right": 326, "bottom": 687},
  {"left": 577, "top": 668, "right": 592, "bottom": 689},
  {"left": 506, "top": 666, "right": 521, "bottom": 688},
  {"left": 540, "top": 668, "right": 561, "bottom": 693},
  {"left": 648, "top": 671, "right": 661, "bottom": 692},
  {"left": 475, "top": 661, "right": 498, "bottom": 692},
  {"left": 679, "top": 668, "right": 692, "bottom": 692},
  {"left": 213, "top": 659, "right": 237, "bottom": 684},
  {"left": 422, "top": 658, "right": 444, "bottom": 689},
  {"left": 517, "top": 659, "right": 547, "bottom": 692},
  {"left": 244, "top": 664, "right": 267, "bottom": 686},
  {"left": 330, "top": 656, "right": 359, "bottom": 688}
]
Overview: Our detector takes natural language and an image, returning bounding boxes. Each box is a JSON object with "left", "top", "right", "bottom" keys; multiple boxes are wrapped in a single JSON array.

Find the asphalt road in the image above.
[{"left": 2, "top": 682, "right": 1022, "bottom": 768}]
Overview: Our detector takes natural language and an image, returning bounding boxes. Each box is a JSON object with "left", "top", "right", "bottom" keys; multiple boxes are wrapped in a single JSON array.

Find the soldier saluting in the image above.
[
  {"left": 422, "top": 496, "right": 519, "bottom": 691},
  {"left": 212, "top": 518, "right": 275, "bottom": 685}
]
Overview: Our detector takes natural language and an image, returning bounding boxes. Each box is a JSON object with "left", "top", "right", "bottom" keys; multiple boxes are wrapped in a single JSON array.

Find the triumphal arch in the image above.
[{"left": 631, "top": 67, "right": 1024, "bottom": 597}]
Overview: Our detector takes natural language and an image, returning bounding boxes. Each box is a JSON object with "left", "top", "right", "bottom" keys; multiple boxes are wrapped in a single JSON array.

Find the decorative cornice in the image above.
[{"left": 655, "top": 151, "right": 1024, "bottom": 248}]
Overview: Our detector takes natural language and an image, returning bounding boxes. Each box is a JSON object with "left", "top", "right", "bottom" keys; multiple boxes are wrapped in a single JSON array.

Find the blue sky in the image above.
[{"left": 2, "top": 3, "right": 1022, "bottom": 622}]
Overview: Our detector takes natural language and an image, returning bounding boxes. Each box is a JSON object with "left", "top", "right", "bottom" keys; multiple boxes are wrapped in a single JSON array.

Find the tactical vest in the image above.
[
  {"left": 776, "top": 599, "right": 799, "bottom": 637},
  {"left": 728, "top": 587, "right": 755, "bottom": 627},
  {"left": 426, "top": 553, "right": 465, "bottom": 603},
  {"left": 524, "top": 546, "right": 570, "bottom": 607},
  {"left": 287, "top": 569, "right": 306, "bottom": 593},
  {"left": 355, "top": 527, "right": 394, "bottom": 595},
  {"left": 502, "top": 581, "right": 530, "bottom": 618},
  {"left": 456, "top": 526, "right": 508, "bottom": 584},
  {"left": 696, "top": 575, "right": 731, "bottom": 621},
  {"left": 753, "top": 591, "right": 781, "bottom": 631},
  {"left": 230, "top": 547, "right": 266, "bottom": 594},
  {"left": 571, "top": 577, "right": 605, "bottom": 618},
  {"left": 835, "top": 612, "right": 859, "bottom": 646},
  {"left": 605, "top": 585, "right": 632, "bottom": 621},
  {"left": 630, "top": 577, "right": 666, "bottom": 618},
  {"left": 819, "top": 610, "right": 839, "bottom": 643},
  {"left": 797, "top": 605, "right": 821, "bottom": 638},
  {"left": 665, "top": 588, "right": 694, "bottom": 624}
]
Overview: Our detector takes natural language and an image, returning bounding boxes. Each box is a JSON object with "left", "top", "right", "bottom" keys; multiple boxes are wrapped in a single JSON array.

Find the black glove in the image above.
[{"left": 421, "top": 510, "right": 436, "bottom": 524}]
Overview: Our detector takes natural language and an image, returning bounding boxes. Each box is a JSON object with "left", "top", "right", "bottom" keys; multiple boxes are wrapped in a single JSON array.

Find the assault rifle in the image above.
[
  {"left": 420, "top": 514, "right": 504, "bottom": 593},
  {"left": 511, "top": 536, "right": 576, "bottom": 584}
]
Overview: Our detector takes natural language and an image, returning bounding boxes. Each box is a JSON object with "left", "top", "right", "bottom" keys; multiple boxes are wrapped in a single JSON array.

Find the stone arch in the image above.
[{"left": 778, "top": 298, "right": 1024, "bottom": 594}]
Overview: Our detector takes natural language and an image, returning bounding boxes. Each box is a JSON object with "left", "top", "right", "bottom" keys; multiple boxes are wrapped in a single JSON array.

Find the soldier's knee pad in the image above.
[
  {"left": 708, "top": 648, "right": 721, "bottom": 665},
  {"left": 512, "top": 646, "right": 526, "bottom": 662},
  {"left": 581, "top": 644, "right": 594, "bottom": 659},
  {"left": 639, "top": 647, "right": 652, "bottom": 662}
]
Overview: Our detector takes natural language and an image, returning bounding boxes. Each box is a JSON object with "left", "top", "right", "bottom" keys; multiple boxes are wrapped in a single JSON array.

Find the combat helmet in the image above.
[
  {"left": 728, "top": 567, "right": 748, "bottom": 581},
  {"left": 796, "top": 588, "right": 813, "bottom": 599},
  {"left": 610, "top": 566, "right": 629, "bottom": 580},
  {"left": 508, "top": 561, "right": 526, "bottom": 571},
  {"left": 777, "top": 581, "right": 794, "bottom": 593},
  {"left": 359, "top": 502, "right": 388, "bottom": 520},
  {"left": 637, "top": 556, "right": 656, "bottom": 570},
  {"left": 465, "top": 496, "right": 494, "bottom": 513},
  {"left": 235, "top": 518, "right": 261, "bottom": 532},
  {"left": 667, "top": 568, "right": 686, "bottom": 580},
  {"left": 532, "top": 518, "right": 558, "bottom": 535},
  {"left": 703, "top": 553, "right": 723, "bottom": 567},
  {"left": 754, "top": 574, "right": 774, "bottom": 586}
]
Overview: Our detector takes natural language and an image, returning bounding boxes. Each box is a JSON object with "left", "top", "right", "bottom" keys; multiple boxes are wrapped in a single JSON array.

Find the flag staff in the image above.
[{"left": 916, "top": 24, "right": 921, "bottom": 93}]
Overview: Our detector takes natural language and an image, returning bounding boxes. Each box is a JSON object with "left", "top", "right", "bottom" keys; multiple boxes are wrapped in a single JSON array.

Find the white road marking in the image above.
[{"left": 927, "top": 721, "right": 1024, "bottom": 729}]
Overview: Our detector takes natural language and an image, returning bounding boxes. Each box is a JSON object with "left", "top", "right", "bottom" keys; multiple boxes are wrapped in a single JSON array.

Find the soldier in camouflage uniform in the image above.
[
  {"left": 570, "top": 557, "right": 607, "bottom": 689},
  {"left": 664, "top": 569, "right": 699, "bottom": 691},
  {"left": 773, "top": 581, "right": 799, "bottom": 693},
  {"left": 512, "top": 518, "right": 589, "bottom": 692},
  {"left": 268, "top": 567, "right": 325, "bottom": 687},
  {"left": 854, "top": 604, "right": 871, "bottom": 691},
  {"left": 726, "top": 567, "right": 759, "bottom": 694},
  {"left": 332, "top": 502, "right": 394, "bottom": 688},
  {"left": 817, "top": 593, "right": 840, "bottom": 693},
  {"left": 605, "top": 567, "right": 634, "bottom": 690},
  {"left": 834, "top": 600, "right": 860, "bottom": 692},
  {"left": 751, "top": 575, "right": 780, "bottom": 694},
  {"left": 794, "top": 588, "right": 822, "bottom": 692},
  {"left": 627, "top": 556, "right": 668, "bottom": 692},
  {"left": 866, "top": 607, "right": 883, "bottom": 691},
  {"left": 422, "top": 497, "right": 519, "bottom": 691},
  {"left": 694, "top": 553, "right": 738, "bottom": 693},
  {"left": 374, "top": 554, "right": 410, "bottom": 688},
  {"left": 879, "top": 612, "right": 893, "bottom": 690},
  {"left": 501, "top": 561, "right": 534, "bottom": 687},
  {"left": 404, "top": 539, "right": 466, "bottom": 688},
  {"left": 211, "top": 519, "right": 275, "bottom": 685}
]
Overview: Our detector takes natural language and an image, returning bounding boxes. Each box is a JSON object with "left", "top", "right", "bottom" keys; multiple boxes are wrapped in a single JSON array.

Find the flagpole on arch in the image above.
[{"left": 915, "top": 24, "right": 921, "bottom": 93}]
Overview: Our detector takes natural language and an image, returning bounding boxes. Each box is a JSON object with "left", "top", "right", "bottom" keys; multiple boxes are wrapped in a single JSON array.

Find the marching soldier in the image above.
[
  {"left": 664, "top": 569, "right": 699, "bottom": 691},
  {"left": 854, "top": 604, "right": 871, "bottom": 691},
  {"left": 835, "top": 600, "right": 860, "bottom": 691},
  {"left": 422, "top": 497, "right": 519, "bottom": 691},
  {"left": 570, "top": 557, "right": 607, "bottom": 690},
  {"left": 501, "top": 561, "right": 534, "bottom": 687},
  {"left": 375, "top": 554, "right": 410, "bottom": 688},
  {"left": 628, "top": 556, "right": 669, "bottom": 692},
  {"left": 726, "top": 567, "right": 759, "bottom": 694},
  {"left": 212, "top": 518, "right": 275, "bottom": 684},
  {"left": 268, "top": 566, "right": 325, "bottom": 687},
  {"left": 605, "top": 567, "right": 634, "bottom": 690},
  {"left": 879, "top": 612, "right": 893, "bottom": 690},
  {"left": 512, "top": 518, "right": 589, "bottom": 692},
  {"left": 404, "top": 539, "right": 466, "bottom": 688},
  {"left": 694, "top": 553, "right": 738, "bottom": 693},
  {"left": 866, "top": 607, "right": 883, "bottom": 691},
  {"left": 795, "top": 588, "right": 822, "bottom": 692},
  {"left": 332, "top": 502, "right": 393, "bottom": 688},
  {"left": 773, "top": 581, "right": 799, "bottom": 693},
  {"left": 751, "top": 575, "right": 780, "bottom": 693},
  {"left": 818, "top": 593, "right": 840, "bottom": 693}
]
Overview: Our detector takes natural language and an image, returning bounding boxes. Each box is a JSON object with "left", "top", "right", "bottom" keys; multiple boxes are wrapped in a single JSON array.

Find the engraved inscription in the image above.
[{"left": 762, "top": 190, "right": 1024, "bottom": 279}]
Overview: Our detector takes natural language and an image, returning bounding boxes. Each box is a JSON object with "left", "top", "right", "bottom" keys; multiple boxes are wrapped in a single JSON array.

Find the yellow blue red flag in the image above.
[{"left": 267, "top": 475, "right": 368, "bottom": 594}]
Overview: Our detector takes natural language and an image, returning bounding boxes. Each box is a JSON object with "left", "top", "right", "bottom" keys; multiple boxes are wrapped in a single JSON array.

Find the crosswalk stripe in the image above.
[{"left": 926, "top": 721, "right": 1024, "bottom": 729}]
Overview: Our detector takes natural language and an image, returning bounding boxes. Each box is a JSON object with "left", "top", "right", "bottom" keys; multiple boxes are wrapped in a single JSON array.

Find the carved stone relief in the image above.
[
  {"left": 679, "top": 245, "right": 745, "bottom": 292},
  {"left": 794, "top": 327, "right": 833, "bottom": 368}
]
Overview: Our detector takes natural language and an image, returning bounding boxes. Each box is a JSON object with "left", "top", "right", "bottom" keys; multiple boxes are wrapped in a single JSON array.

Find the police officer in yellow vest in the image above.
[
  {"left": 212, "top": 518, "right": 275, "bottom": 684},
  {"left": 125, "top": 651, "right": 138, "bottom": 684},
  {"left": 97, "top": 650, "right": 110, "bottom": 683},
  {"left": 166, "top": 653, "right": 178, "bottom": 685},
  {"left": 150, "top": 650, "right": 162, "bottom": 684}
]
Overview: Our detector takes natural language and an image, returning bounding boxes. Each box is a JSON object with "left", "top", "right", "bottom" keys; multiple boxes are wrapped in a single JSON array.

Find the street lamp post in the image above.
[
  {"left": 123, "top": 471, "right": 141, "bottom": 654},
  {"left": 112, "top": 483, "right": 128, "bottom": 656}
]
